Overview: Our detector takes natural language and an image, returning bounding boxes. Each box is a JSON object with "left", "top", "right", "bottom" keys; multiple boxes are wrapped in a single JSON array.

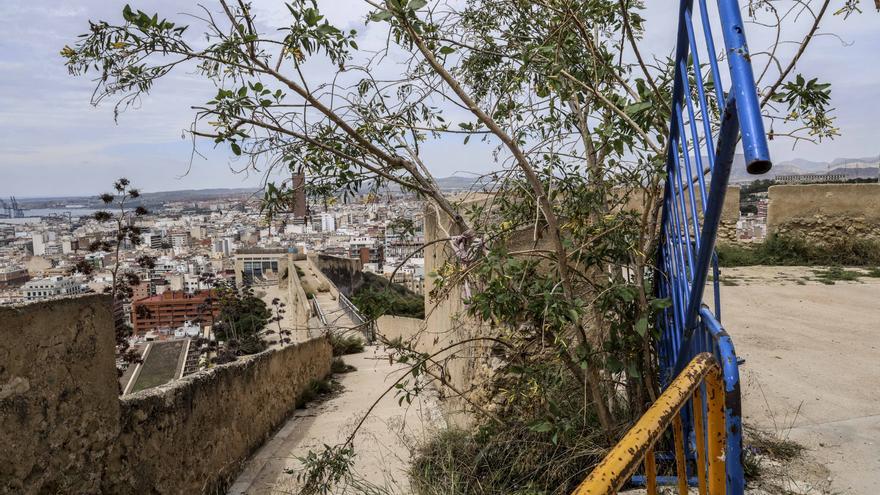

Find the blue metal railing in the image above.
[{"left": 655, "top": 0, "right": 771, "bottom": 493}]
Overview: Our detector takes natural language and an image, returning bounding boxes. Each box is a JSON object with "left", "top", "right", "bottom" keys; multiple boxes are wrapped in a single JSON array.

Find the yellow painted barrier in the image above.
[{"left": 571, "top": 352, "right": 725, "bottom": 495}]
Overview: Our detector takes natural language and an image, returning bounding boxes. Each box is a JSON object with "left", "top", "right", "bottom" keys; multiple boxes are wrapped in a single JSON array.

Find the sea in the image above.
[{"left": 0, "top": 208, "right": 102, "bottom": 225}]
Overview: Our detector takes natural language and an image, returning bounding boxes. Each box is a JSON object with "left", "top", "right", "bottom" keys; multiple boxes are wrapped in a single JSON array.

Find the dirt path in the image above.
[
  {"left": 709, "top": 266, "right": 880, "bottom": 495},
  {"left": 228, "top": 345, "right": 444, "bottom": 494}
]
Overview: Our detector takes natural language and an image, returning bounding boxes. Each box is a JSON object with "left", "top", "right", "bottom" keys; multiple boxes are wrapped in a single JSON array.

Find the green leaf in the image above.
[
  {"left": 529, "top": 421, "right": 554, "bottom": 433},
  {"left": 370, "top": 10, "right": 393, "bottom": 21},
  {"left": 409, "top": 0, "right": 429, "bottom": 10},
  {"left": 606, "top": 357, "right": 624, "bottom": 374},
  {"left": 231, "top": 143, "right": 242, "bottom": 156},
  {"left": 439, "top": 46, "right": 455, "bottom": 55},
  {"left": 634, "top": 317, "right": 648, "bottom": 337},
  {"left": 650, "top": 297, "right": 672, "bottom": 310},
  {"left": 624, "top": 101, "right": 652, "bottom": 115}
]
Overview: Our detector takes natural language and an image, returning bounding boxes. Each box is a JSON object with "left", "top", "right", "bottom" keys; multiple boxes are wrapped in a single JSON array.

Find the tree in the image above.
[
  {"left": 87, "top": 178, "right": 152, "bottom": 378},
  {"left": 65, "top": 0, "right": 862, "bottom": 490}
]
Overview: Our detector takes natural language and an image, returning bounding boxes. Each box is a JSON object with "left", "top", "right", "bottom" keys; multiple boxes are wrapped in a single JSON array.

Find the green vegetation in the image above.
[
  {"left": 717, "top": 234, "right": 880, "bottom": 267},
  {"left": 330, "top": 358, "right": 357, "bottom": 374},
  {"left": 296, "top": 377, "right": 341, "bottom": 408},
  {"left": 212, "top": 283, "right": 271, "bottom": 360},
  {"left": 811, "top": 267, "right": 863, "bottom": 284},
  {"left": 330, "top": 334, "right": 365, "bottom": 356},
  {"left": 351, "top": 272, "right": 425, "bottom": 319},
  {"left": 410, "top": 360, "right": 608, "bottom": 494}
]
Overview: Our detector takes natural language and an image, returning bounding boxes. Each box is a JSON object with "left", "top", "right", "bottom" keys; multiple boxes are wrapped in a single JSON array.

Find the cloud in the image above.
[{"left": 0, "top": 0, "right": 876, "bottom": 197}]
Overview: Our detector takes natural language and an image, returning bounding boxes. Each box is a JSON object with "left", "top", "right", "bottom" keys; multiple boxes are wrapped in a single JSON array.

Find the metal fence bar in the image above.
[
  {"left": 571, "top": 354, "right": 725, "bottom": 495},
  {"left": 655, "top": 0, "right": 771, "bottom": 492}
]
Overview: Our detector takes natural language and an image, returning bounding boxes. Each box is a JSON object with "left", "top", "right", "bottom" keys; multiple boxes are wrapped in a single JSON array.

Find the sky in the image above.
[{"left": 0, "top": 0, "right": 877, "bottom": 197}]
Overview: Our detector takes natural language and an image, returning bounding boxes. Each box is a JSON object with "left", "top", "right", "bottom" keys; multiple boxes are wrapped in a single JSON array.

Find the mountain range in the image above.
[{"left": 730, "top": 154, "right": 879, "bottom": 182}]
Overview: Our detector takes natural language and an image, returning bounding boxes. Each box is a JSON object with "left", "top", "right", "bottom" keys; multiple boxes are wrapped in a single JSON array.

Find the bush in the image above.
[
  {"left": 330, "top": 334, "right": 364, "bottom": 356},
  {"left": 330, "top": 358, "right": 356, "bottom": 374},
  {"left": 717, "top": 234, "right": 880, "bottom": 267},
  {"left": 296, "top": 377, "right": 339, "bottom": 408},
  {"left": 410, "top": 360, "right": 611, "bottom": 495},
  {"left": 351, "top": 272, "right": 425, "bottom": 319}
]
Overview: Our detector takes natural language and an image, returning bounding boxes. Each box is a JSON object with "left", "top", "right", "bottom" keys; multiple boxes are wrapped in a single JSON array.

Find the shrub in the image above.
[
  {"left": 330, "top": 358, "right": 356, "bottom": 374},
  {"left": 296, "top": 377, "right": 339, "bottom": 408},
  {"left": 717, "top": 234, "right": 880, "bottom": 267},
  {"left": 330, "top": 334, "right": 365, "bottom": 356}
]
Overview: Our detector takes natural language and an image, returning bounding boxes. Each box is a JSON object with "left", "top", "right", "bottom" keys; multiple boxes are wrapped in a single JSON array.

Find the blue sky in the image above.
[{"left": 0, "top": 1, "right": 876, "bottom": 197}]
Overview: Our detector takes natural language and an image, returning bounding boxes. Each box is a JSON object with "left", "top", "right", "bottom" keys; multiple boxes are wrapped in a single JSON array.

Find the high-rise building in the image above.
[
  {"left": 292, "top": 172, "right": 307, "bottom": 223},
  {"left": 31, "top": 232, "right": 48, "bottom": 256},
  {"left": 320, "top": 213, "right": 336, "bottom": 233}
]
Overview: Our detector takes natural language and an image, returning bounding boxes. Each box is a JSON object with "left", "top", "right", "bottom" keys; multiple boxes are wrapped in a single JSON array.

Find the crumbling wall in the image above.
[
  {"left": 767, "top": 184, "right": 880, "bottom": 243},
  {"left": 0, "top": 296, "right": 332, "bottom": 495}
]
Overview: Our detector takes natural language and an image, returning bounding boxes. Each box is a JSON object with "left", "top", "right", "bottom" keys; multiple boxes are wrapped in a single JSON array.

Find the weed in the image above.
[
  {"left": 330, "top": 334, "right": 365, "bottom": 356},
  {"left": 864, "top": 267, "right": 880, "bottom": 278},
  {"left": 296, "top": 377, "right": 341, "bottom": 408},
  {"left": 331, "top": 358, "right": 356, "bottom": 374},
  {"left": 717, "top": 234, "right": 880, "bottom": 267},
  {"left": 811, "top": 267, "right": 863, "bottom": 284},
  {"left": 745, "top": 427, "right": 805, "bottom": 463}
]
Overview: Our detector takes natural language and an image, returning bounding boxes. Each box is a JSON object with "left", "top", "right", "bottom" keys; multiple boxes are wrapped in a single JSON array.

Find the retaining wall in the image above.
[
  {"left": 0, "top": 296, "right": 332, "bottom": 494},
  {"left": 310, "top": 254, "right": 363, "bottom": 297},
  {"left": 767, "top": 184, "right": 880, "bottom": 243}
]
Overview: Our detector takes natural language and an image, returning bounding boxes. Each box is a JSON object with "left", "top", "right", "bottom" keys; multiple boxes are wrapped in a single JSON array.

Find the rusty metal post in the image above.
[
  {"left": 693, "top": 386, "right": 709, "bottom": 495},
  {"left": 672, "top": 415, "right": 689, "bottom": 495},
  {"left": 645, "top": 448, "right": 658, "bottom": 495},
  {"left": 706, "top": 366, "right": 727, "bottom": 495}
]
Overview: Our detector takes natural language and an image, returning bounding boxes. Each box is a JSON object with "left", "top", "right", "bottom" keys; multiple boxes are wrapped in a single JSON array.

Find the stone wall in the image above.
[
  {"left": 0, "top": 296, "right": 332, "bottom": 494},
  {"left": 0, "top": 296, "right": 118, "bottom": 494},
  {"left": 767, "top": 184, "right": 880, "bottom": 244},
  {"left": 310, "top": 254, "right": 363, "bottom": 297},
  {"left": 107, "top": 337, "right": 331, "bottom": 494}
]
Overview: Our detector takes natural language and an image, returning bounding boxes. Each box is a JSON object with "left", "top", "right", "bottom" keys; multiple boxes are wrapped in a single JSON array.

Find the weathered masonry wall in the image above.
[
  {"left": 0, "top": 296, "right": 332, "bottom": 494},
  {"left": 108, "top": 337, "right": 331, "bottom": 494},
  {"left": 0, "top": 296, "right": 118, "bottom": 494},
  {"left": 767, "top": 184, "right": 880, "bottom": 243}
]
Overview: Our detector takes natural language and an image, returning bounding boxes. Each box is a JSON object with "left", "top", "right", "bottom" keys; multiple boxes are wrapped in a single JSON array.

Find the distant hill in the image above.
[{"left": 731, "top": 154, "right": 879, "bottom": 182}]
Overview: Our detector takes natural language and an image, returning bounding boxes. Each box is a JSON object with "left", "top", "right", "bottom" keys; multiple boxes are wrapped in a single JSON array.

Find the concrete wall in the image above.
[
  {"left": 621, "top": 185, "right": 741, "bottom": 243},
  {"left": 0, "top": 296, "right": 332, "bottom": 495},
  {"left": 310, "top": 254, "right": 363, "bottom": 297},
  {"left": 376, "top": 315, "right": 425, "bottom": 343},
  {"left": 282, "top": 253, "right": 313, "bottom": 333},
  {"left": 767, "top": 184, "right": 880, "bottom": 243}
]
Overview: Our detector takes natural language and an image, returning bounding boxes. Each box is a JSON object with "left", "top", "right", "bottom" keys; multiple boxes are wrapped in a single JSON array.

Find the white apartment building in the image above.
[{"left": 20, "top": 276, "right": 86, "bottom": 302}]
